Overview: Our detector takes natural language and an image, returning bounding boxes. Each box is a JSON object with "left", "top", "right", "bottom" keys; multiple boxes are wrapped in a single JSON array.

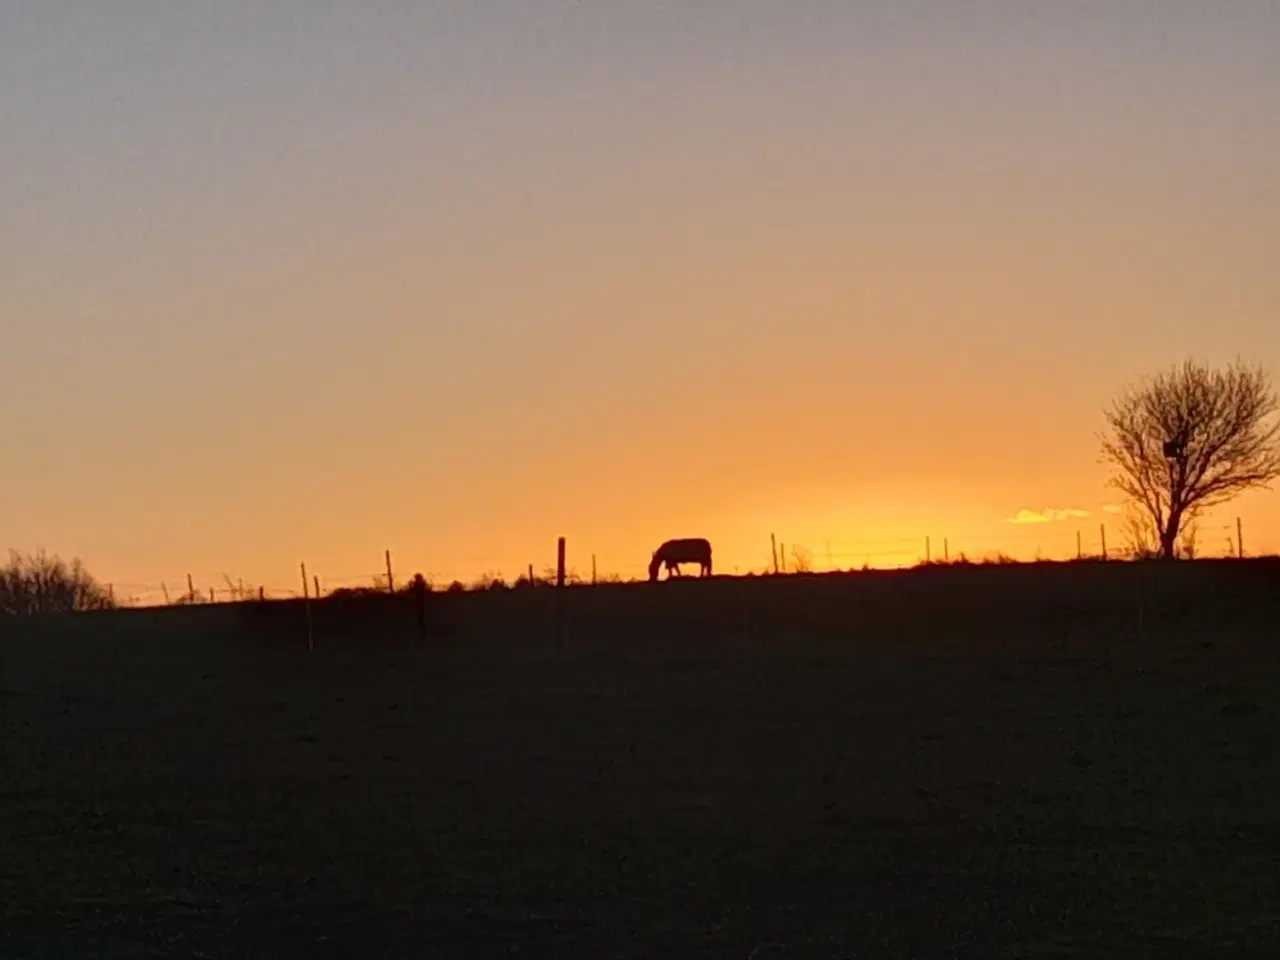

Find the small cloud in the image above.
[
  {"left": 1005, "top": 509, "right": 1052, "bottom": 525},
  {"left": 1004, "top": 507, "right": 1092, "bottom": 524},
  {"left": 1101, "top": 503, "right": 1123, "bottom": 515}
]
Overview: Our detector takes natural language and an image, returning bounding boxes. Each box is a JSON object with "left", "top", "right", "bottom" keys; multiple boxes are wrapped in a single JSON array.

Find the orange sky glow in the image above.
[{"left": 2, "top": 4, "right": 1277, "bottom": 603}]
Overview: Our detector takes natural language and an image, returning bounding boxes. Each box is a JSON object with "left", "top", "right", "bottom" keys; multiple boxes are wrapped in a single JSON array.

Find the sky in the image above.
[{"left": 3, "top": 1, "right": 1278, "bottom": 599}]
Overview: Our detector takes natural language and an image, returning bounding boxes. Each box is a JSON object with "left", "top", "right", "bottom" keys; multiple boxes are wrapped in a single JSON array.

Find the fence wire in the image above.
[{"left": 97, "top": 521, "right": 1260, "bottom": 610}]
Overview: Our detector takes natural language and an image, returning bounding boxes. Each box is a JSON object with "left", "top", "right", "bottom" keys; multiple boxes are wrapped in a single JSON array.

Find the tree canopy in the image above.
[{"left": 1100, "top": 359, "right": 1280, "bottom": 559}]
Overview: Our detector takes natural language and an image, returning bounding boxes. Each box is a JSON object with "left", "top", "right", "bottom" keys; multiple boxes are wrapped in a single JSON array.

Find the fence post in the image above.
[
  {"left": 301, "top": 562, "right": 314, "bottom": 652},
  {"left": 591, "top": 553, "right": 597, "bottom": 585},
  {"left": 925, "top": 537, "right": 931, "bottom": 564},
  {"left": 780, "top": 543, "right": 786, "bottom": 573},
  {"left": 187, "top": 573, "right": 195, "bottom": 600},
  {"left": 313, "top": 575, "right": 320, "bottom": 599},
  {"left": 1077, "top": 529, "right": 1082, "bottom": 560},
  {"left": 557, "top": 537, "right": 566, "bottom": 588},
  {"left": 943, "top": 538, "right": 949, "bottom": 563},
  {"left": 771, "top": 533, "right": 779, "bottom": 574},
  {"left": 1237, "top": 517, "right": 1244, "bottom": 558},
  {"left": 1101, "top": 524, "right": 1108, "bottom": 561},
  {"left": 528, "top": 563, "right": 535, "bottom": 585},
  {"left": 209, "top": 587, "right": 215, "bottom": 603},
  {"left": 385, "top": 550, "right": 394, "bottom": 593}
]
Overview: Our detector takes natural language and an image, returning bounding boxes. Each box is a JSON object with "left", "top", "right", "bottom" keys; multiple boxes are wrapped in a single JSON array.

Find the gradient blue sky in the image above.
[{"left": 3, "top": 2, "right": 1278, "bottom": 596}]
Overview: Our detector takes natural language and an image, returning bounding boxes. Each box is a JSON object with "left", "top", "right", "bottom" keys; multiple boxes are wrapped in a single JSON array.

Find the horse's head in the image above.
[{"left": 648, "top": 553, "right": 662, "bottom": 581}]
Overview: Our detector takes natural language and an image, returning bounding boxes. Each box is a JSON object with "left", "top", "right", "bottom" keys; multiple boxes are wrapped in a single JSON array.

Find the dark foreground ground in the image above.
[{"left": 2, "top": 561, "right": 1278, "bottom": 957}]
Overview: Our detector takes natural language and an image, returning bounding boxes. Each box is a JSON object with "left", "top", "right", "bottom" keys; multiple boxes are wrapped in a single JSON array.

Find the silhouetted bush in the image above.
[
  {"left": 789, "top": 545, "right": 815, "bottom": 573},
  {"left": 0, "top": 550, "right": 116, "bottom": 615},
  {"left": 326, "top": 576, "right": 430, "bottom": 601},
  {"left": 982, "top": 552, "right": 1020, "bottom": 566},
  {"left": 917, "top": 552, "right": 1025, "bottom": 569},
  {"left": 471, "top": 572, "right": 507, "bottom": 591},
  {"left": 328, "top": 586, "right": 387, "bottom": 600}
]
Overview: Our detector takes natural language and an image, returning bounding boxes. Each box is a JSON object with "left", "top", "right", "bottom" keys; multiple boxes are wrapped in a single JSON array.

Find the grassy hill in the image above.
[{"left": 2, "top": 559, "right": 1277, "bottom": 956}]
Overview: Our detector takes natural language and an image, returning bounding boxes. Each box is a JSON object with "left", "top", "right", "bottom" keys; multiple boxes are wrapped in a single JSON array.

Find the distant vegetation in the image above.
[
  {"left": 328, "top": 573, "right": 431, "bottom": 600},
  {"left": 916, "top": 551, "right": 1021, "bottom": 568},
  {"left": 0, "top": 550, "right": 116, "bottom": 616}
]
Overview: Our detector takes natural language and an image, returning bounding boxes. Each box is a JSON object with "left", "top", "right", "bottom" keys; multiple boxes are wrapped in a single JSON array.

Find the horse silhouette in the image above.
[{"left": 648, "top": 538, "right": 713, "bottom": 581}]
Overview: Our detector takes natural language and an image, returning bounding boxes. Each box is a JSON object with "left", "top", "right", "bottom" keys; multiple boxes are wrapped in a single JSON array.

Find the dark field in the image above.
[{"left": 2, "top": 561, "right": 1278, "bottom": 958}]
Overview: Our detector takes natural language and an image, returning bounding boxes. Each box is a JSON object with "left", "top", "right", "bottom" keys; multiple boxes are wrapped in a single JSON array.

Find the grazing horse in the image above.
[{"left": 648, "top": 538, "right": 713, "bottom": 581}]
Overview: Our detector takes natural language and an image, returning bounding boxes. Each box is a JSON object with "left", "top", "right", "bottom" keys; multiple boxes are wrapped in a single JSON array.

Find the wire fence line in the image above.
[{"left": 97, "top": 519, "right": 1261, "bottom": 610}]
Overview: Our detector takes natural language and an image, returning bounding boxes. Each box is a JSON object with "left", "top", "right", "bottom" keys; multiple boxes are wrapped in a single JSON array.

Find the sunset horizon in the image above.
[
  {"left": 4, "top": 3, "right": 1278, "bottom": 600},
  {"left": 30, "top": 485, "right": 1279, "bottom": 606}
]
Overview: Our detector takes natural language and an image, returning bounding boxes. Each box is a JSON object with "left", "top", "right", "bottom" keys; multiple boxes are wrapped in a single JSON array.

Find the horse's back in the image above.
[{"left": 659, "top": 537, "right": 712, "bottom": 558}]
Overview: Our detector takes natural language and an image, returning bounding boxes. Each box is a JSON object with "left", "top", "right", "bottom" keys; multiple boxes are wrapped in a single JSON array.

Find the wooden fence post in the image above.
[
  {"left": 771, "top": 534, "right": 779, "bottom": 574},
  {"left": 1101, "top": 524, "right": 1108, "bottom": 561},
  {"left": 1237, "top": 517, "right": 1244, "bottom": 558},
  {"left": 385, "top": 550, "right": 394, "bottom": 593}
]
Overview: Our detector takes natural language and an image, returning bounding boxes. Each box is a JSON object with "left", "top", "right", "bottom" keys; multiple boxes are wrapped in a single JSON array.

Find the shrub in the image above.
[
  {"left": 0, "top": 550, "right": 116, "bottom": 616},
  {"left": 328, "top": 586, "right": 387, "bottom": 600},
  {"left": 470, "top": 572, "right": 507, "bottom": 591},
  {"left": 980, "top": 552, "right": 1019, "bottom": 566}
]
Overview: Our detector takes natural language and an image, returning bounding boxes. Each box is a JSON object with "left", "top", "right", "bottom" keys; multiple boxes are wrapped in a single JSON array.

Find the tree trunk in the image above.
[{"left": 1160, "top": 509, "right": 1183, "bottom": 560}]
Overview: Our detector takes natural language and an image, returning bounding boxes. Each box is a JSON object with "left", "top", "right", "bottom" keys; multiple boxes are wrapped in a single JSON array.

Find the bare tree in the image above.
[
  {"left": 0, "top": 550, "right": 116, "bottom": 615},
  {"left": 1101, "top": 359, "right": 1280, "bottom": 559}
]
